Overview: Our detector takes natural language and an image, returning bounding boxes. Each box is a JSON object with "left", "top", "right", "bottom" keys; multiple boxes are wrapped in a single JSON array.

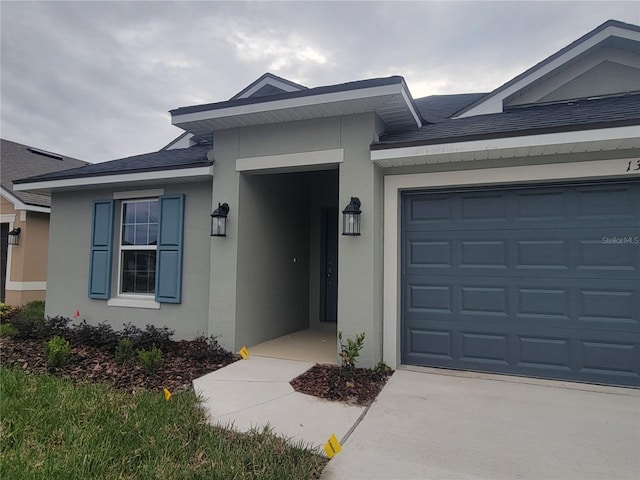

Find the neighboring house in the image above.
[
  {"left": 0, "top": 139, "right": 88, "bottom": 305},
  {"left": 15, "top": 20, "right": 640, "bottom": 386}
]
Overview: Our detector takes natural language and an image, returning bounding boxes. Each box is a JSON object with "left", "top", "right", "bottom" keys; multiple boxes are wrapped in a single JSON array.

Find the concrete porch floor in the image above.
[{"left": 248, "top": 328, "right": 337, "bottom": 364}]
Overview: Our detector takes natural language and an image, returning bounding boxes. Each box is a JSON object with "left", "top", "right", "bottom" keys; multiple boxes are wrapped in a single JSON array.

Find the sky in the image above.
[{"left": 1, "top": 1, "right": 638, "bottom": 164}]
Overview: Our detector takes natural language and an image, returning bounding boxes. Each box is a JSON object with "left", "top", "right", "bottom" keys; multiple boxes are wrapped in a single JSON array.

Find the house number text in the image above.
[{"left": 626, "top": 160, "right": 640, "bottom": 172}]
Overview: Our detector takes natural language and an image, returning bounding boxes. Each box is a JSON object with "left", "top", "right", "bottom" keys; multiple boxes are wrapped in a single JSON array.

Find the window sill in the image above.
[{"left": 107, "top": 297, "right": 161, "bottom": 310}]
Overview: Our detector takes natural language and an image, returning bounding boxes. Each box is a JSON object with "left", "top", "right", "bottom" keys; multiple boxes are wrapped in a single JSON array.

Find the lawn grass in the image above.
[{"left": 0, "top": 367, "right": 326, "bottom": 479}]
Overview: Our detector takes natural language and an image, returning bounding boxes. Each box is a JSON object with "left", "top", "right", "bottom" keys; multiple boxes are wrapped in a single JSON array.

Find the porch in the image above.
[{"left": 249, "top": 327, "right": 337, "bottom": 365}]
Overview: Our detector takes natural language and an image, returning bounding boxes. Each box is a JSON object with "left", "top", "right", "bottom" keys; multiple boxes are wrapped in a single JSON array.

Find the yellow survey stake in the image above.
[
  {"left": 239, "top": 346, "right": 249, "bottom": 359},
  {"left": 324, "top": 433, "right": 342, "bottom": 458}
]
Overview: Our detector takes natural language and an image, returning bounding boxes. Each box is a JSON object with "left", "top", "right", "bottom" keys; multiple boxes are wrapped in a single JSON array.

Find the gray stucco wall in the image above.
[
  {"left": 46, "top": 181, "right": 212, "bottom": 339},
  {"left": 337, "top": 114, "right": 384, "bottom": 367},
  {"left": 236, "top": 172, "right": 311, "bottom": 347},
  {"left": 210, "top": 114, "right": 384, "bottom": 366}
]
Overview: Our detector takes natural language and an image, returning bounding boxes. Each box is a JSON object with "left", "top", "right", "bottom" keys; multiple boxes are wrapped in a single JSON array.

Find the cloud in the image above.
[{"left": 1, "top": 1, "right": 637, "bottom": 163}]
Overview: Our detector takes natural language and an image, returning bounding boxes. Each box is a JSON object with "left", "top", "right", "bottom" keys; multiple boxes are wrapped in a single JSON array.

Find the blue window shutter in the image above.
[
  {"left": 155, "top": 194, "right": 185, "bottom": 303},
  {"left": 88, "top": 200, "right": 115, "bottom": 299}
]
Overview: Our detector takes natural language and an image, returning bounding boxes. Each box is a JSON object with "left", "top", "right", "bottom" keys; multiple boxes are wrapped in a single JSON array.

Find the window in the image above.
[
  {"left": 89, "top": 194, "right": 184, "bottom": 304},
  {"left": 119, "top": 199, "right": 159, "bottom": 295}
]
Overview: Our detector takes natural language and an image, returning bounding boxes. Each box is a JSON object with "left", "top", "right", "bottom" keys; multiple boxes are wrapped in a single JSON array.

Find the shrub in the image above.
[
  {"left": 338, "top": 331, "right": 366, "bottom": 369},
  {"left": 70, "top": 320, "right": 119, "bottom": 349},
  {"left": 137, "top": 344, "right": 163, "bottom": 375},
  {"left": 0, "top": 302, "right": 18, "bottom": 322},
  {"left": 122, "top": 323, "right": 174, "bottom": 350},
  {"left": 45, "top": 335, "right": 71, "bottom": 368},
  {"left": 137, "top": 325, "right": 175, "bottom": 350},
  {"left": 0, "top": 323, "right": 16, "bottom": 337},
  {"left": 44, "top": 316, "right": 71, "bottom": 338},
  {"left": 115, "top": 337, "right": 134, "bottom": 364},
  {"left": 11, "top": 316, "right": 46, "bottom": 340},
  {"left": 189, "top": 335, "right": 228, "bottom": 361},
  {"left": 17, "top": 300, "right": 45, "bottom": 320},
  {"left": 9, "top": 313, "right": 71, "bottom": 341}
]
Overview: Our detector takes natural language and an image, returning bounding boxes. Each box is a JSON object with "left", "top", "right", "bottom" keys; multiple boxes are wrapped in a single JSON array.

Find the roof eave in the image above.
[
  {"left": 171, "top": 81, "right": 422, "bottom": 137},
  {"left": 13, "top": 164, "right": 215, "bottom": 195},
  {"left": 371, "top": 125, "right": 640, "bottom": 168}
]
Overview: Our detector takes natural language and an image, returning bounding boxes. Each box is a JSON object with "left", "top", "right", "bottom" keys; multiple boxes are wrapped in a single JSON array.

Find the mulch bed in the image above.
[
  {"left": 1, "top": 336, "right": 393, "bottom": 406},
  {"left": 0, "top": 337, "right": 238, "bottom": 393},
  {"left": 290, "top": 363, "right": 393, "bottom": 406}
]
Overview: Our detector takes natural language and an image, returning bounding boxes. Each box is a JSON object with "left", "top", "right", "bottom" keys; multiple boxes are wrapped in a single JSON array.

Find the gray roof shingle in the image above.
[
  {"left": 14, "top": 144, "right": 212, "bottom": 184},
  {"left": 413, "top": 93, "right": 487, "bottom": 123},
  {"left": 1, "top": 139, "right": 89, "bottom": 207},
  {"left": 374, "top": 93, "right": 640, "bottom": 149}
]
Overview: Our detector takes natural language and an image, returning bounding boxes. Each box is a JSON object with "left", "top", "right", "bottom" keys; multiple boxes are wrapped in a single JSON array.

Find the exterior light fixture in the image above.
[
  {"left": 342, "top": 197, "right": 361, "bottom": 236},
  {"left": 210, "top": 203, "right": 229, "bottom": 237},
  {"left": 8, "top": 227, "right": 21, "bottom": 245}
]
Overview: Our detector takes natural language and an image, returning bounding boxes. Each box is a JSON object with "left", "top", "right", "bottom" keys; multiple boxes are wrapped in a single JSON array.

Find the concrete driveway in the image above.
[{"left": 321, "top": 368, "right": 640, "bottom": 480}]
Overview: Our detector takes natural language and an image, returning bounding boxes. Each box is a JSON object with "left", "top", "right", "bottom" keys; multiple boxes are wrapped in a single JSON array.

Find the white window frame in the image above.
[{"left": 116, "top": 198, "right": 159, "bottom": 299}]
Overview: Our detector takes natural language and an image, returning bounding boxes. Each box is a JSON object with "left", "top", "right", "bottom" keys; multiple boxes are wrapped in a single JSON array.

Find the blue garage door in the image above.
[{"left": 402, "top": 181, "right": 640, "bottom": 386}]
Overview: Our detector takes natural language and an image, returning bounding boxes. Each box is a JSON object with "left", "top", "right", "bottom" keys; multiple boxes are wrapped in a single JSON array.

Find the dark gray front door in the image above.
[
  {"left": 401, "top": 181, "right": 640, "bottom": 386},
  {"left": 1, "top": 223, "right": 8, "bottom": 302},
  {"left": 321, "top": 208, "right": 338, "bottom": 322}
]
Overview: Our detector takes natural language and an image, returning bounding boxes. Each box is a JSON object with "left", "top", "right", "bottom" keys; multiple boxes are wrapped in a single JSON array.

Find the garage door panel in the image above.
[
  {"left": 401, "top": 181, "right": 640, "bottom": 387},
  {"left": 516, "top": 336, "right": 573, "bottom": 371},
  {"left": 407, "top": 329, "right": 454, "bottom": 360},
  {"left": 579, "top": 339, "right": 639, "bottom": 377},
  {"left": 460, "top": 332, "right": 509, "bottom": 365},
  {"left": 578, "top": 288, "right": 639, "bottom": 327},
  {"left": 405, "top": 230, "right": 638, "bottom": 279},
  {"left": 576, "top": 237, "right": 639, "bottom": 272}
]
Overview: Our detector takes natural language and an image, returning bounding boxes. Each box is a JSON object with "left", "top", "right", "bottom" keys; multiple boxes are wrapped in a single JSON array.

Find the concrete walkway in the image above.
[
  {"left": 321, "top": 368, "right": 640, "bottom": 480},
  {"left": 192, "top": 355, "right": 365, "bottom": 452}
]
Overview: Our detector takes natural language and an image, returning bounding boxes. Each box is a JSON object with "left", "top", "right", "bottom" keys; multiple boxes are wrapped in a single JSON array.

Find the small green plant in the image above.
[
  {"left": 0, "top": 302, "right": 18, "bottom": 321},
  {"left": 137, "top": 344, "right": 163, "bottom": 375},
  {"left": 338, "top": 331, "right": 366, "bottom": 369},
  {"left": 0, "top": 323, "right": 16, "bottom": 337},
  {"left": 17, "top": 300, "right": 45, "bottom": 320},
  {"left": 115, "top": 337, "right": 134, "bottom": 364},
  {"left": 44, "top": 335, "right": 71, "bottom": 368},
  {"left": 373, "top": 361, "right": 393, "bottom": 376}
]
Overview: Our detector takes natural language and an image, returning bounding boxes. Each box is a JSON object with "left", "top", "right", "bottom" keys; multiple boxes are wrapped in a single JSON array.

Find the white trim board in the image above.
[
  {"left": 5, "top": 281, "right": 46, "bottom": 291},
  {"left": 371, "top": 126, "right": 640, "bottom": 166},
  {"left": 382, "top": 158, "right": 640, "bottom": 369},
  {"left": 236, "top": 148, "right": 344, "bottom": 172},
  {"left": 107, "top": 297, "right": 161, "bottom": 310},
  {"left": 13, "top": 166, "right": 213, "bottom": 194}
]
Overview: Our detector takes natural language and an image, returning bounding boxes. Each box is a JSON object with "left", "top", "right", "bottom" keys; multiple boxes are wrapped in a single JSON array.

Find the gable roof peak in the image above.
[
  {"left": 230, "top": 72, "right": 308, "bottom": 100},
  {"left": 454, "top": 18, "right": 640, "bottom": 118}
]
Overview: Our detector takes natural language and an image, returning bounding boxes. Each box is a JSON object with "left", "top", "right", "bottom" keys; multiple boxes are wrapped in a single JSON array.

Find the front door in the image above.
[{"left": 321, "top": 208, "right": 338, "bottom": 322}]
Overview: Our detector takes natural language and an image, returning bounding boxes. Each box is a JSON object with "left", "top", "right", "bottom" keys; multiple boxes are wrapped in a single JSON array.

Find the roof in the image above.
[
  {"left": 1, "top": 139, "right": 88, "bottom": 208},
  {"left": 374, "top": 92, "right": 640, "bottom": 149},
  {"left": 456, "top": 19, "right": 640, "bottom": 118},
  {"left": 229, "top": 72, "right": 308, "bottom": 100},
  {"left": 414, "top": 93, "right": 487, "bottom": 123},
  {"left": 14, "top": 144, "right": 212, "bottom": 184},
  {"left": 170, "top": 76, "right": 410, "bottom": 116}
]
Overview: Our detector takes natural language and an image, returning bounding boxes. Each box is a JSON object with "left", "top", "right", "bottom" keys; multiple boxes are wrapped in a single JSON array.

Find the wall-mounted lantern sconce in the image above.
[
  {"left": 342, "top": 197, "right": 361, "bottom": 236},
  {"left": 210, "top": 203, "right": 229, "bottom": 237},
  {"left": 8, "top": 227, "right": 21, "bottom": 245}
]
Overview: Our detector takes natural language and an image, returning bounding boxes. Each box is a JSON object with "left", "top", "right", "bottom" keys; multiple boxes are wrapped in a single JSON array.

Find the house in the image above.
[
  {"left": 1, "top": 139, "right": 88, "bottom": 305},
  {"left": 14, "top": 20, "right": 640, "bottom": 386}
]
